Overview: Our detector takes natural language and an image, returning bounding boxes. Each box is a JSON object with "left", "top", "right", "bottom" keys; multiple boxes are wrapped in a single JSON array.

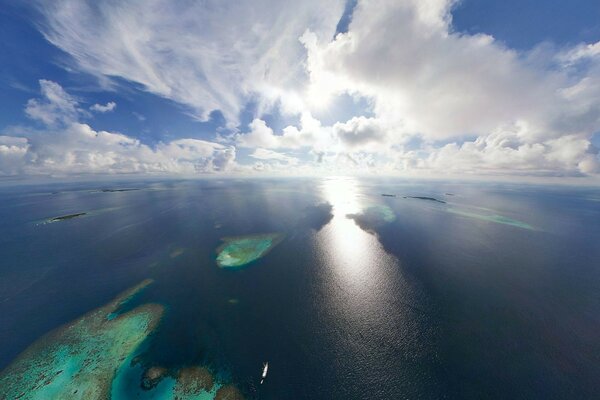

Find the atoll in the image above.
[{"left": 0, "top": 280, "right": 163, "bottom": 400}]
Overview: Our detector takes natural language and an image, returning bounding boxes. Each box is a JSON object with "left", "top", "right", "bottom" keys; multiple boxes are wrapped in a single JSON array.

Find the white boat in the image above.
[{"left": 260, "top": 362, "right": 269, "bottom": 384}]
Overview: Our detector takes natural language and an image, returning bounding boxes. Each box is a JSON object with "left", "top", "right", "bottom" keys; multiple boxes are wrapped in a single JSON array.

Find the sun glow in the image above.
[{"left": 305, "top": 85, "right": 333, "bottom": 111}]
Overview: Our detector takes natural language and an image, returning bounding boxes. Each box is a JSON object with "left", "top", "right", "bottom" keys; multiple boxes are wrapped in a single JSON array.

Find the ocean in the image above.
[{"left": 0, "top": 177, "right": 598, "bottom": 399}]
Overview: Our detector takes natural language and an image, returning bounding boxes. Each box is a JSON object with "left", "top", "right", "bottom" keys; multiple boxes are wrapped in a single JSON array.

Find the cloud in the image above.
[
  {"left": 303, "top": 0, "right": 600, "bottom": 140},
  {"left": 558, "top": 41, "right": 600, "bottom": 65},
  {"left": 333, "top": 116, "right": 385, "bottom": 148},
  {"left": 35, "top": 0, "right": 345, "bottom": 125},
  {"left": 236, "top": 113, "right": 333, "bottom": 151},
  {"left": 0, "top": 136, "right": 29, "bottom": 175},
  {"left": 1, "top": 80, "right": 236, "bottom": 176},
  {"left": 394, "top": 128, "right": 599, "bottom": 177},
  {"left": 90, "top": 101, "right": 116, "bottom": 113},
  {"left": 25, "top": 79, "right": 83, "bottom": 125},
  {"left": 19, "top": 1, "right": 600, "bottom": 179},
  {"left": 297, "top": 0, "right": 600, "bottom": 176},
  {"left": 249, "top": 148, "right": 298, "bottom": 164},
  {"left": 132, "top": 112, "right": 146, "bottom": 122}
]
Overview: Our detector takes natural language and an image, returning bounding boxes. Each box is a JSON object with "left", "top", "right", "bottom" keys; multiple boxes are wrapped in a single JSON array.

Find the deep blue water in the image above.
[{"left": 0, "top": 178, "right": 599, "bottom": 399}]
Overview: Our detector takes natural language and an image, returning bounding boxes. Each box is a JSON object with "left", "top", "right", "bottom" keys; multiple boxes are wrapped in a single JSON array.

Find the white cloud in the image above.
[
  {"left": 35, "top": 0, "right": 345, "bottom": 125},
  {"left": 236, "top": 113, "right": 334, "bottom": 151},
  {"left": 559, "top": 41, "right": 600, "bottom": 65},
  {"left": 298, "top": 0, "right": 600, "bottom": 176},
  {"left": 1, "top": 80, "right": 236, "bottom": 176},
  {"left": 394, "top": 128, "right": 599, "bottom": 177},
  {"left": 25, "top": 79, "right": 82, "bottom": 125},
  {"left": 333, "top": 116, "right": 385, "bottom": 148},
  {"left": 90, "top": 101, "right": 116, "bottom": 113},
  {"left": 16, "top": 1, "right": 600, "bottom": 179},
  {"left": 0, "top": 136, "right": 29, "bottom": 175},
  {"left": 249, "top": 148, "right": 298, "bottom": 165}
]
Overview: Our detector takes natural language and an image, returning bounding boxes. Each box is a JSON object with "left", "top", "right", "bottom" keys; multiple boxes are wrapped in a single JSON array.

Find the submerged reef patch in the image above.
[
  {"left": 112, "top": 361, "right": 242, "bottom": 400},
  {"left": 0, "top": 280, "right": 163, "bottom": 400},
  {"left": 141, "top": 366, "right": 168, "bottom": 390},
  {"left": 170, "top": 248, "right": 185, "bottom": 258},
  {"left": 174, "top": 366, "right": 215, "bottom": 396},
  {"left": 347, "top": 204, "right": 396, "bottom": 235},
  {"left": 447, "top": 208, "right": 535, "bottom": 230},
  {"left": 214, "top": 385, "right": 245, "bottom": 400},
  {"left": 216, "top": 233, "right": 284, "bottom": 269}
]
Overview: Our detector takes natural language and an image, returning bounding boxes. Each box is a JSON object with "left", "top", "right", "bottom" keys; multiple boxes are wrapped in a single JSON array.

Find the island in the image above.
[
  {"left": 50, "top": 212, "right": 87, "bottom": 222},
  {"left": 403, "top": 196, "right": 446, "bottom": 204},
  {"left": 381, "top": 194, "right": 396, "bottom": 197},
  {"left": 216, "top": 233, "right": 284, "bottom": 269},
  {"left": 99, "top": 188, "right": 141, "bottom": 193}
]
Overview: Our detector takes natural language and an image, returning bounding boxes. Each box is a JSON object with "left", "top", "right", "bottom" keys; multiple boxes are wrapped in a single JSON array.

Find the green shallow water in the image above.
[
  {"left": 216, "top": 233, "right": 284, "bottom": 269},
  {"left": 366, "top": 204, "right": 396, "bottom": 222},
  {"left": 0, "top": 280, "right": 163, "bottom": 400},
  {"left": 446, "top": 208, "right": 535, "bottom": 230}
]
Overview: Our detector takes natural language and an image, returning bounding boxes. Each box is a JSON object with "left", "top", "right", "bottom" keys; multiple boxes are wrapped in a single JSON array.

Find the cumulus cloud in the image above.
[
  {"left": 35, "top": 0, "right": 345, "bottom": 124},
  {"left": 90, "top": 101, "right": 116, "bottom": 113},
  {"left": 236, "top": 113, "right": 334, "bottom": 151},
  {"left": 298, "top": 0, "right": 600, "bottom": 175},
  {"left": 1, "top": 80, "right": 236, "bottom": 176},
  {"left": 333, "top": 116, "right": 385, "bottom": 148},
  {"left": 0, "top": 136, "right": 29, "bottom": 175},
  {"left": 249, "top": 148, "right": 298, "bottom": 165}
]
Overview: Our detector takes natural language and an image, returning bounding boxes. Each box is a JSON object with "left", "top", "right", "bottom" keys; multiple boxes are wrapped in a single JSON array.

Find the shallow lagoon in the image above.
[{"left": 0, "top": 178, "right": 599, "bottom": 399}]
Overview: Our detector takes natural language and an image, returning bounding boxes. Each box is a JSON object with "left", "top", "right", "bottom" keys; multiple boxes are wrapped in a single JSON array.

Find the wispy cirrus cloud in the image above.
[{"left": 35, "top": 0, "right": 345, "bottom": 125}]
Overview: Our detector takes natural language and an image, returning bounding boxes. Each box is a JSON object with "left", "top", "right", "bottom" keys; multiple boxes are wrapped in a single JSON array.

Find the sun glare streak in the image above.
[{"left": 318, "top": 176, "right": 376, "bottom": 283}]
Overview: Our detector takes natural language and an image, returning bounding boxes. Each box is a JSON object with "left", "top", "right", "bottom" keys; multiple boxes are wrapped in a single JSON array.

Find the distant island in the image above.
[
  {"left": 381, "top": 194, "right": 396, "bottom": 197},
  {"left": 404, "top": 196, "right": 446, "bottom": 204},
  {"left": 98, "top": 188, "right": 140, "bottom": 193},
  {"left": 50, "top": 212, "right": 87, "bottom": 222}
]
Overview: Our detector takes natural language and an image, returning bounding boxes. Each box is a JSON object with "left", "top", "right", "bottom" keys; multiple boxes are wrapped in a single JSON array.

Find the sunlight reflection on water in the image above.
[{"left": 316, "top": 176, "right": 398, "bottom": 318}]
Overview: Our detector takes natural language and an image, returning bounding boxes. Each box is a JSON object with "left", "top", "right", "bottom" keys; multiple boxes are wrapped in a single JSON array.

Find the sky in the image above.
[{"left": 0, "top": 0, "right": 599, "bottom": 181}]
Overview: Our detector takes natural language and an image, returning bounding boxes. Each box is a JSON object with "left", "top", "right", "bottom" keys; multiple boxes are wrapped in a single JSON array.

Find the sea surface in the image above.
[{"left": 0, "top": 177, "right": 599, "bottom": 399}]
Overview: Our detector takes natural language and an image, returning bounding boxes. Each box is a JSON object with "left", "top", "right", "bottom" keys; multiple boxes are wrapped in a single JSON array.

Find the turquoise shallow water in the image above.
[
  {"left": 0, "top": 178, "right": 599, "bottom": 399},
  {"left": 216, "top": 234, "right": 284, "bottom": 269},
  {"left": 0, "top": 281, "right": 163, "bottom": 399}
]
